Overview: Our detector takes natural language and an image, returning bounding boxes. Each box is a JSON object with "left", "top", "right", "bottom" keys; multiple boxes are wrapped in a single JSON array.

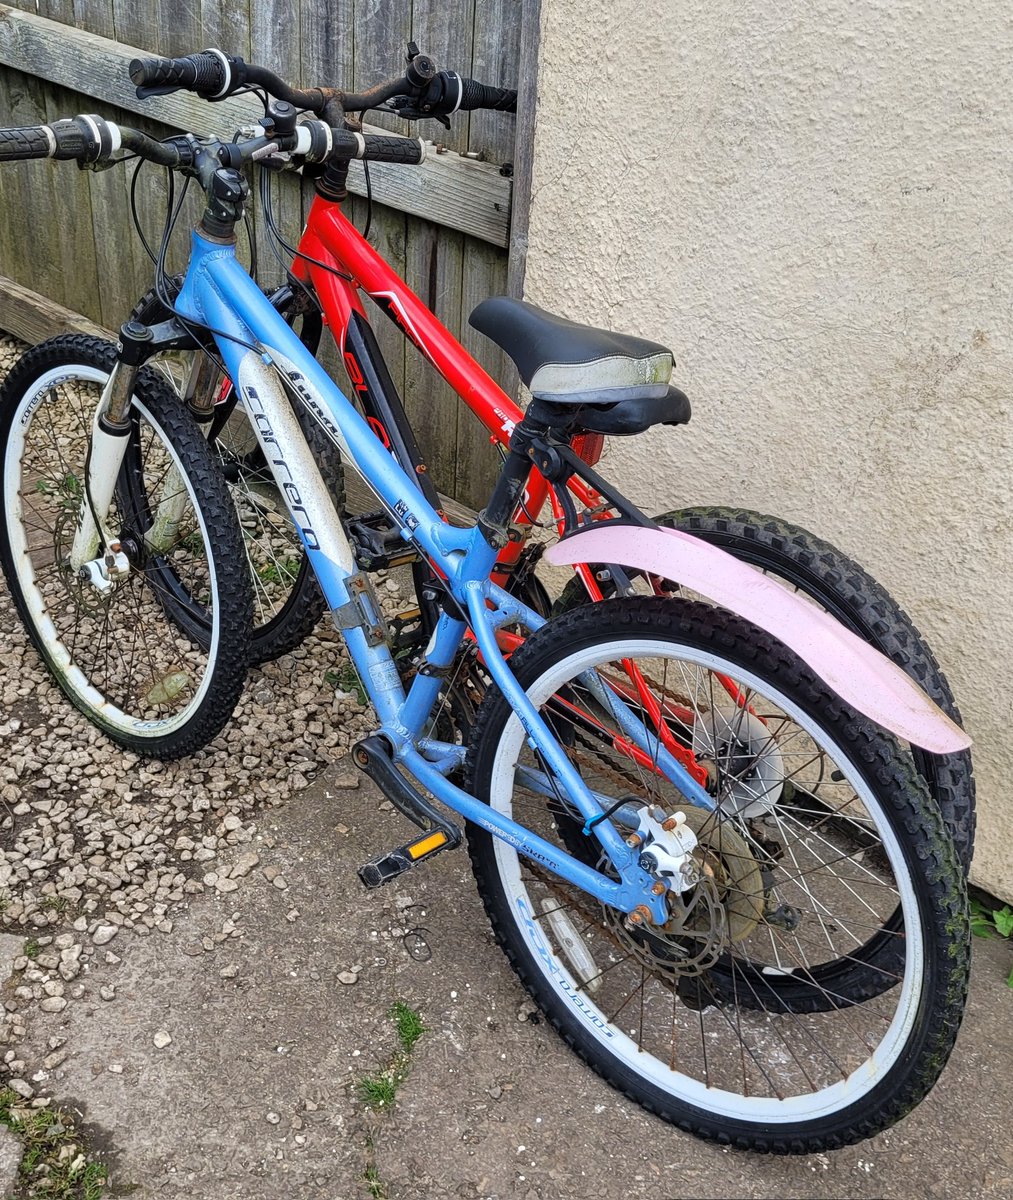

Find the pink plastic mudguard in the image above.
[{"left": 545, "top": 524, "right": 971, "bottom": 754}]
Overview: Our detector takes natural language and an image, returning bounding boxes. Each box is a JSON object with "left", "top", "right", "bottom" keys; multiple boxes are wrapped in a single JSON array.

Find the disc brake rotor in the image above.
[
  {"left": 595, "top": 809, "right": 764, "bottom": 980},
  {"left": 679, "top": 807, "right": 765, "bottom": 944},
  {"left": 693, "top": 707, "right": 784, "bottom": 817}
]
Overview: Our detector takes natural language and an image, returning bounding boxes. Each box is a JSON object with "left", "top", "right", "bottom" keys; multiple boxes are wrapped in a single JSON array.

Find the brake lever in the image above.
[
  {"left": 136, "top": 85, "right": 182, "bottom": 100},
  {"left": 389, "top": 95, "right": 451, "bottom": 128}
]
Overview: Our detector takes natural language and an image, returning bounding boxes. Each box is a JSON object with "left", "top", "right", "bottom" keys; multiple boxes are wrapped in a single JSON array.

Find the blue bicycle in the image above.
[{"left": 0, "top": 69, "right": 970, "bottom": 1151}]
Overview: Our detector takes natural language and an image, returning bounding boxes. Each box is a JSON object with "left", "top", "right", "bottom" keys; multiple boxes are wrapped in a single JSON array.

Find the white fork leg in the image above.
[{"left": 69, "top": 372, "right": 132, "bottom": 571}]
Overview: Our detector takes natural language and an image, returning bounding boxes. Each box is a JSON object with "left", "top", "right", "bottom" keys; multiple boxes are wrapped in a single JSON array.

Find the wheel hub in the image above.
[{"left": 601, "top": 809, "right": 765, "bottom": 979}]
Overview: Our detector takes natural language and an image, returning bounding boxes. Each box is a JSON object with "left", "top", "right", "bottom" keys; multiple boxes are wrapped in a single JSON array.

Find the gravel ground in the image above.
[
  {"left": 2, "top": 331, "right": 1013, "bottom": 1200},
  {"left": 0, "top": 332, "right": 385, "bottom": 1095}
]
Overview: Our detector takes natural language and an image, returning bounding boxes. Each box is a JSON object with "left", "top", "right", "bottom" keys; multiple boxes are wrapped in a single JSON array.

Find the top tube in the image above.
[{"left": 299, "top": 197, "right": 525, "bottom": 438}]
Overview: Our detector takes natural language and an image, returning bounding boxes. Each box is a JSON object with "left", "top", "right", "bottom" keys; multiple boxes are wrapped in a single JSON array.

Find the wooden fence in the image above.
[{"left": 0, "top": 0, "right": 540, "bottom": 507}]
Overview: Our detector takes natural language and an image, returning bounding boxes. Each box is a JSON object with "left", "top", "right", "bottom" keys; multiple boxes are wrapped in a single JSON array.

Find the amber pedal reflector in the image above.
[{"left": 407, "top": 831, "right": 448, "bottom": 860}]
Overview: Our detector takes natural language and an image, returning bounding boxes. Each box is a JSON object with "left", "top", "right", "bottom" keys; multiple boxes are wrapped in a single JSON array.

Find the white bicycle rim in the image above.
[
  {"left": 485, "top": 635, "right": 925, "bottom": 1125},
  {"left": 3, "top": 364, "right": 222, "bottom": 739}
]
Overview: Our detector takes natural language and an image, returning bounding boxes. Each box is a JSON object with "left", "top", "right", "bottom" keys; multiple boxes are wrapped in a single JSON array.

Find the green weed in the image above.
[
  {"left": 256, "top": 557, "right": 300, "bottom": 586},
  {"left": 355, "top": 1002, "right": 425, "bottom": 1112},
  {"left": 36, "top": 472, "right": 83, "bottom": 516},
  {"left": 177, "top": 530, "right": 207, "bottom": 557},
  {"left": 361, "top": 1135, "right": 387, "bottom": 1200},
  {"left": 390, "top": 1000, "right": 424, "bottom": 1053},
  {"left": 325, "top": 663, "right": 368, "bottom": 707},
  {"left": 363, "top": 1161, "right": 386, "bottom": 1200},
  {"left": 971, "top": 898, "right": 1013, "bottom": 989},
  {"left": 0, "top": 1088, "right": 108, "bottom": 1198},
  {"left": 355, "top": 1006, "right": 425, "bottom": 1195},
  {"left": 357, "top": 1074, "right": 398, "bottom": 1109}
]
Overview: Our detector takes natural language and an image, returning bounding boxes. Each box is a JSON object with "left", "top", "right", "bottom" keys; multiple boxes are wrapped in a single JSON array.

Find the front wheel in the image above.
[
  {"left": 465, "top": 598, "right": 969, "bottom": 1152},
  {"left": 553, "top": 506, "right": 974, "bottom": 868},
  {"left": 550, "top": 507, "right": 974, "bottom": 1008},
  {"left": 0, "top": 336, "right": 253, "bottom": 758}
]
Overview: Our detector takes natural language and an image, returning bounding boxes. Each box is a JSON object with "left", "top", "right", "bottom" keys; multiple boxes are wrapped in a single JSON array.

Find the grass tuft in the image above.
[
  {"left": 356, "top": 1074, "right": 398, "bottom": 1109},
  {"left": 0, "top": 1089, "right": 108, "bottom": 1198},
  {"left": 356, "top": 1002, "right": 425, "bottom": 1196},
  {"left": 361, "top": 1136, "right": 387, "bottom": 1200},
  {"left": 389, "top": 1001, "right": 424, "bottom": 1053},
  {"left": 355, "top": 1001, "right": 425, "bottom": 1112}
]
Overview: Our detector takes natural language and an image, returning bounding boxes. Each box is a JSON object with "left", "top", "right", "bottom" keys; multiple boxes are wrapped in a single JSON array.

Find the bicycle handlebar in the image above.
[
  {"left": 129, "top": 50, "right": 413, "bottom": 114},
  {"left": 0, "top": 114, "right": 425, "bottom": 170},
  {"left": 128, "top": 47, "right": 517, "bottom": 119}
]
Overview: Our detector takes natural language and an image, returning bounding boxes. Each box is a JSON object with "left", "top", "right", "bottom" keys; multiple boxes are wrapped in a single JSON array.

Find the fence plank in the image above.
[
  {"left": 402, "top": 212, "right": 465, "bottom": 498},
  {"left": 457, "top": 236, "right": 512, "bottom": 505},
  {"left": 198, "top": 0, "right": 253, "bottom": 62},
  {"left": 0, "top": 4, "right": 512, "bottom": 246},
  {"left": 0, "top": 272, "right": 109, "bottom": 340},
  {"left": 470, "top": 0, "right": 521, "bottom": 166},
  {"left": 0, "top": 68, "right": 64, "bottom": 307},
  {"left": 410, "top": 0, "right": 475, "bottom": 156},
  {"left": 505, "top": 0, "right": 540, "bottom": 297}
]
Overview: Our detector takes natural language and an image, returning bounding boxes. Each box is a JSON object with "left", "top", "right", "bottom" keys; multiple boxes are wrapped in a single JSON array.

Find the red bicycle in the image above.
[{"left": 129, "top": 46, "right": 973, "bottom": 877}]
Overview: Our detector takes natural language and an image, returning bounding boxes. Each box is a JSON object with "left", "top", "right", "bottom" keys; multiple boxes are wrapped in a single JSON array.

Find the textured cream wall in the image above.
[{"left": 523, "top": 1, "right": 1013, "bottom": 896}]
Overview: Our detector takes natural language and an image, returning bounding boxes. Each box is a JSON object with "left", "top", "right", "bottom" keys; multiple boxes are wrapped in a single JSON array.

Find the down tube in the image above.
[{"left": 188, "top": 238, "right": 482, "bottom": 585}]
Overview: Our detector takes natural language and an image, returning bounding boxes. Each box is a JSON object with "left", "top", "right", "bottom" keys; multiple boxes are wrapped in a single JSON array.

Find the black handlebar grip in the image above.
[
  {"left": 0, "top": 118, "right": 117, "bottom": 164},
  {"left": 459, "top": 79, "right": 517, "bottom": 113},
  {"left": 327, "top": 130, "right": 424, "bottom": 165},
  {"left": 0, "top": 126, "right": 55, "bottom": 161},
  {"left": 359, "top": 134, "right": 425, "bottom": 164},
  {"left": 129, "top": 50, "right": 230, "bottom": 99}
]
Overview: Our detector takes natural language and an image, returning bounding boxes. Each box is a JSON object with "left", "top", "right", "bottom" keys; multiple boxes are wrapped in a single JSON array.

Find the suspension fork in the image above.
[{"left": 68, "top": 352, "right": 139, "bottom": 572}]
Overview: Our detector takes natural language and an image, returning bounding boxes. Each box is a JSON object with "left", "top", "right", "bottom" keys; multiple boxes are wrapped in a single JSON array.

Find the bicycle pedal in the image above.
[
  {"left": 358, "top": 829, "right": 453, "bottom": 889},
  {"left": 347, "top": 512, "right": 419, "bottom": 570}
]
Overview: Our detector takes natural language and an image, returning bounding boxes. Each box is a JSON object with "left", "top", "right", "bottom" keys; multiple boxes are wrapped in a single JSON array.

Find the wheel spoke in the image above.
[{"left": 469, "top": 601, "right": 967, "bottom": 1149}]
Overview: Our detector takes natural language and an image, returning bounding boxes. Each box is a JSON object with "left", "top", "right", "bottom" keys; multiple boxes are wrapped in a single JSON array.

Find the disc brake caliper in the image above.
[{"left": 633, "top": 805, "right": 699, "bottom": 886}]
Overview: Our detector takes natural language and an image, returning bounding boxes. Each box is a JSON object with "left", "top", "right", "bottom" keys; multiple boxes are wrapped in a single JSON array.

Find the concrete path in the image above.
[{"left": 2, "top": 761, "right": 1012, "bottom": 1200}]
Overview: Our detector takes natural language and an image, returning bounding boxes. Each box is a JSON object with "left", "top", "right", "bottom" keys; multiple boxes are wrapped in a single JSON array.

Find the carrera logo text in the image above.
[
  {"left": 517, "top": 896, "right": 614, "bottom": 1037},
  {"left": 244, "top": 385, "right": 320, "bottom": 551},
  {"left": 20, "top": 386, "right": 50, "bottom": 427}
]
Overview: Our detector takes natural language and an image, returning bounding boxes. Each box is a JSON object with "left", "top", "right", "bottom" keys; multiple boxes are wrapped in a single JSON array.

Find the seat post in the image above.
[{"left": 478, "top": 411, "right": 551, "bottom": 548}]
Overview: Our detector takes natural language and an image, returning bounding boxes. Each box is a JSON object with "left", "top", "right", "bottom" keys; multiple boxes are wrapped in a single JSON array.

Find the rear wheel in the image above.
[{"left": 466, "top": 598, "right": 969, "bottom": 1152}]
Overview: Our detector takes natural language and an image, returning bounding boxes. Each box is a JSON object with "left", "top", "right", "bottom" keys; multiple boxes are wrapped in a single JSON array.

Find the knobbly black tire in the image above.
[
  {"left": 553, "top": 505, "right": 975, "bottom": 868},
  {"left": 0, "top": 335, "right": 253, "bottom": 758},
  {"left": 130, "top": 285, "right": 341, "bottom": 665},
  {"left": 465, "top": 597, "right": 970, "bottom": 1152},
  {"left": 550, "top": 507, "right": 974, "bottom": 1009}
]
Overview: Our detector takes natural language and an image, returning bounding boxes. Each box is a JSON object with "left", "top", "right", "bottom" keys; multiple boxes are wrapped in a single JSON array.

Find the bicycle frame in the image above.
[
  {"left": 292, "top": 195, "right": 611, "bottom": 602},
  {"left": 160, "top": 223, "right": 688, "bottom": 923}
]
